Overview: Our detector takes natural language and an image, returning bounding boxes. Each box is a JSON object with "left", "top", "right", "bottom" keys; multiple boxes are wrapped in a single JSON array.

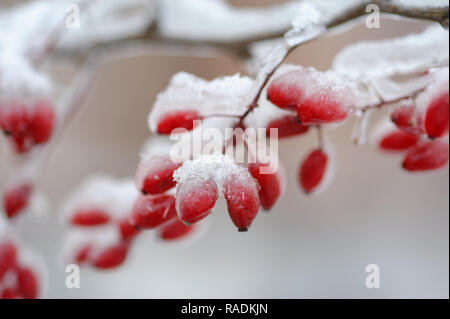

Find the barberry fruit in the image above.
[
  {"left": 135, "top": 155, "right": 181, "bottom": 195},
  {"left": 176, "top": 179, "right": 217, "bottom": 224},
  {"left": 391, "top": 105, "right": 424, "bottom": 135},
  {"left": 378, "top": 130, "right": 419, "bottom": 151},
  {"left": 158, "top": 218, "right": 196, "bottom": 241},
  {"left": 402, "top": 140, "right": 449, "bottom": 172},
  {"left": 131, "top": 194, "right": 177, "bottom": 229},
  {"left": 92, "top": 243, "right": 128, "bottom": 269},
  {"left": 157, "top": 110, "right": 200, "bottom": 135},
  {"left": 3, "top": 183, "right": 33, "bottom": 219},
  {"left": 17, "top": 267, "right": 39, "bottom": 299},
  {"left": 299, "top": 149, "right": 328, "bottom": 194},
  {"left": 248, "top": 162, "right": 282, "bottom": 210},
  {"left": 0, "top": 241, "right": 17, "bottom": 280},
  {"left": 70, "top": 209, "right": 110, "bottom": 227},
  {"left": 425, "top": 90, "right": 449, "bottom": 139},
  {"left": 266, "top": 114, "right": 309, "bottom": 138}
]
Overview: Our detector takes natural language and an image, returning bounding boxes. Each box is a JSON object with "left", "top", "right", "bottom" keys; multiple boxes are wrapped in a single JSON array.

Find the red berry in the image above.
[
  {"left": 0, "top": 241, "right": 17, "bottom": 280},
  {"left": 30, "top": 101, "right": 55, "bottom": 144},
  {"left": 299, "top": 149, "right": 328, "bottom": 194},
  {"left": 266, "top": 114, "right": 309, "bottom": 138},
  {"left": 176, "top": 179, "right": 217, "bottom": 224},
  {"left": 425, "top": 90, "right": 449, "bottom": 139},
  {"left": 378, "top": 130, "right": 420, "bottom": 151},
  {"left": 391, "top": 105, "right": 424, "bottom": 135},
  {"left": 135, "top": 155, "right": 182, "bottom": 195},
  {"left": 75, "top": 244, "right": 92, "bottom": 264},
  {"left": 267, "top": 71, "right": 303, "bottom": 110},
  {"left": 3, "top": 183, "right": 33, "bottom": 219},
  {"left": 158, "top": 218, "right": 195, "bottom": 241},
  {"left": 402, "top": 140, "right": 449, "bottom": 172},
  {"left": 223, "top": 174, "right": 260, "bottom": 232},
  {"left": 297, "top": 97, "right": 349, "bottom": 125},
  {"left": 92, "top": 244, "right": 128, "bottom": 269},
  {"left": 118, "top": 218, "right": 140, "bottom": 243},
  {"left": 17, "top": 267, "right": 39, "bottom": 299},
  {"left": 1, "top": 288, "right": 19, "bottom": 299},
  {"left": 0, "top": 104, "right": 33, "bottom": 153},
  {"left": 157, "top": 110, "right": 200, "bottom": 135},
  {"left": 70, "top": 209, "right": 110, "bottom": 227},
  {"left": 248, "top": 162, "right": 282, "bottom": 210},
  {"left": 131, "top": 194, "right": 177, "bottom": 229}
]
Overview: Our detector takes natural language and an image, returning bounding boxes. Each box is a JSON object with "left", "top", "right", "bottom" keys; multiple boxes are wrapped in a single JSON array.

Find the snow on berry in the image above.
[
  {"left": 2, "top": 182, "right": 33, "bottom": 219},
  {"left": 176, "top": 178, "right": 218, "bottom": 224},
  {"left": 130, "top": 194, "right": 177, "bottom": 229},
  {"left": 402, "top": 140, "right": 449, "bottom": 172},
  {"left": 267, "top": 66, "right": 356, "bottom": 125},
  {"left": 148, "top": 72, "right": 254, "bottom": 133},
  {"left": 134, "top": 154, "right": 182, "bottom": 195},
  {"left": 298, "top": 148, "right": 330, "bottom": 194},
  {"left": 61, "top": 175, "right": 138, "bottom": 226}
]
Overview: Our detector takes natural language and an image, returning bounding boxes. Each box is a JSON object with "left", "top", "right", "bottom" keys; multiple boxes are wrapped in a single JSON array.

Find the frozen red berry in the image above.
[
  {"left": 131, "top": 194, "right": 177, "bottom": 229},
  {"left": 92, "top": 244, "right": 128, "bottom": 269},
  {"left": 74, "top": 243, "right": 92, "bottom": 264},
  {"left": 297, "top": 97, "right": 349, "bottom": 125},
  {"left": 0, "top": 241, "right": 17, "bottom": 280},
  {"left": 1, "top": 288, "right": 19, "bottom": 299},
  {"left": 378, "top": 130, "right": 419, "bottom": 151},
  {"left": 223, "top": 174, "right": 260, "bottom": 232},
  {"left": 158, "top": 218, "right": 196, "bottom": 241},
  {"left": 3, "top": 183, "right": 33, "bottom": 219},
  {"left": 30, "top": 101, "right": 55, "bottom": 144},
  {"left": 391, "top": 105, "right": 424, "bottom": 135},
  {"left": 17, "top": 267, "right": 39, "bottom": 299},
  {"left": 118, "top": 218, "right": 140, "bottom": 243},
  {"left": 299, "top": 149, "right": 328, "bottom": 194},
  {"left": 425, "top": 90, "right": 449, "bottom": 139},
  {"left": 70, "top": 209, "right": 110, "bottom": 227},
  {"left": 135, "top": 155, "right": 182, "bottom": 195},
  {"left": 266, "top": 114, "right": 309, "bottom": 138},
  {"left": 157, "top": 110, "right": 200, "bottom": 135},
  {"left": 0, "top": 104, "right": 33, "bottom": 153},
  {"left": 248, "top": 162, "right": 282, "bottom": 210},
  {"left": 267, "top": 71, "right": 303, "bottom": 110},
  {"left": 176, "top": 179, "right": 217, "bottom": 224},
  {"left": 402, "top": 140, "right": 449, "bottom": 172}
]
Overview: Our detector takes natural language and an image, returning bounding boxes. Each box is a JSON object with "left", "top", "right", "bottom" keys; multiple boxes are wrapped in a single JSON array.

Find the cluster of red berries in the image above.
[
  {"left": 0, "top": 239, "right": 41, "bottom": 299},
  {"left": 63, "top": 178, "right": 197, "bottom": 270},
  {"left": 0, "top": 100, "right": 55, "bottom": 154},
  {"left": 378, "top": 86, "right": 449, "bottom": 171}
]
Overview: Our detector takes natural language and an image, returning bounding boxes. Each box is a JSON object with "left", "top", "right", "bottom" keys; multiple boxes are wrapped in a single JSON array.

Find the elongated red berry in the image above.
[
  {"left": 425, "top": 90, "right": 449, "bottom": 139},
  {"left": 297, "top": 97, "right": 349, "bottom": 125},
  {"left": 299, "top": 149, "right": 328, "bottom": 194},
  {"left": 30, "top": 101, "right": 55, "bottom": 144},
  {"left": 266, "top": 114, "right": 309, "bottom": 138},
  {"left": 0, "top": 241, "right": 17, "bottom": 280},
  {"left": 135, "top": 155, "right": 182, "bottom": 195},
  {"left": 3, "top": 183, "right": 33, "bottom": 219},
  {"left": 70, "top": 209, "right": 110, "bottom": 227},
  {"left": 92, "top": 244, "right": 128, "bottom": 269},
  {"left": 267, "top": 71, "right": 304, "bottom": 110},
  {"left": 391, "top": 105, "right": 424, "bottom": 135},
  {"left": 17, "top": 267, "right": 39, "bottom": 299},
  {"left": 223, "top": 174, "right": 260, "bottom": 232},
  {"left": 248, "top": 162, "right": 282, "bottom": 210},
  {"left": 378, "top": 130, "right": 419, "bottom": 151},
  {"left": 176, "top": 179, "right": 217, "bottom": 224},
  {"left": 131, "top": 194, "right": 177, "bottom": 229},
  {"left": 158, "top": 218, "right": 195, "bottom": 241},
  {"left": 402, "top": 140, "right": 449, "bottom": 172},
  {"left": 1, "top": 288, "right": 19, "bottom": 299},
  {"left": 157, "top": 110, "right": 200, "bottom": 135},
  {"left": 75, "top": 244, "right": 92, "bottom": 264},
  {"left": 0, "top": 104, "right": 32, "bottom": 153}
]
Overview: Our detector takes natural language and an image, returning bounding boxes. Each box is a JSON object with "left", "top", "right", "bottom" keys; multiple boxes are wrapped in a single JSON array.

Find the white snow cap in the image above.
[
  {"left": 61, "top": 175, "right": 138, "bottom": 223},
  {"left": 333, "top": 26, "right": 449, "bottom": 79},
  {"left": 148, "top": 72, "right": 254, "bottom": 132}
]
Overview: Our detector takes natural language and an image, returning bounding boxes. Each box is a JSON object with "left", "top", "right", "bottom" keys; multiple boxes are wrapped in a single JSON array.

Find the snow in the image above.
[
  {"left": 392, "top": 0, "right": 449, "bottom": 9},
  {"left": 148, "top": 72, "right": 254, "bottom": 133},
  {"left": 60, "top": 175, "right": 138, "bottom": 224},
  {"left": 158, "top": 0, "right": 301, "bottom": 42},
  {"left": 333, "top": 26, "right": 449, "bottom": 79}
]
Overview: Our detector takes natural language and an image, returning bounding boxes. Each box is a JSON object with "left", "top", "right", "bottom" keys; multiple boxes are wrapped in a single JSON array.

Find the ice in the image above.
[
  {"left": 60, "top": 175, "right": 138, "bottom": 224},
  {"left": 158, "top": 0, "right": 301, "bottom": 42},
  {"left": 148, "top": 72, "right": 254, "bottom": 133},
  {"left": 391, "top": 0, "right": 449, "bottom": 9},
  {"left": 333, "top": 26, "right": 449, "bottom": 79}
]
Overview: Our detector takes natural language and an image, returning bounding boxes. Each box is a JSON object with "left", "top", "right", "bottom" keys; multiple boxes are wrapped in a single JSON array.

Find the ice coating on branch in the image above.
[
  {"left": 333, "top": 26, "right": 449, "bottom": 79},
  {"left": 148, "top": 72, "right": 254, "bottom": 133},
  {"left": 61, "top": 175, "right": 138, "bottom": 224},
  {"left": 392, "top": 0, "right": 449, "bottom": 9},
  {"left": 173, "top": 154, "right": 255, "bottom": 190},
  {"left": 158, "top": 0, "right": 301, "bottom": 42}
]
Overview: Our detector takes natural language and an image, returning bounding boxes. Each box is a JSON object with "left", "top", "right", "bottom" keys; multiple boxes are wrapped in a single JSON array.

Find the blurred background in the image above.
[{"left": 0, "top": 1, "right": 448, "bottom": 298}]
